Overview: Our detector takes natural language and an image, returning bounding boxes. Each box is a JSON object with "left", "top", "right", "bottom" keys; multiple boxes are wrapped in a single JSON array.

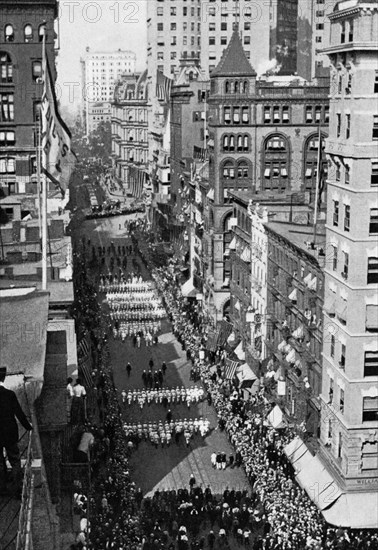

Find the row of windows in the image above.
[
  {"left": 330, "top": 250, "right": 378, "bottom": 285},
  {"left": 223, "top": 105, "right": 329, "bottom": 125},
  {"left": 332, "top": 157, "right": 378, "bottom": 187},
  {"left": 3, "top": 23, "right": 45, "bottom": 43},
  {"left": 1, "top": 53, "right": 42, "bottom": 85},
  {"left": 159, "top": 6, "right": 200, "bottom": 16},
  {"left": 157, "top": 21, "right": 200, "bottom": 32}
]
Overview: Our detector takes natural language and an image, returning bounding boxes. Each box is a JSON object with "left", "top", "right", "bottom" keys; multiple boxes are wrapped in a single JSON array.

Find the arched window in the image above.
[
  {"left": 229, "top": 135, "right": 235, "bottom": 151},
  {"left": 24, "top": 24, "right": 33, "bottom": 42},
  {"left": 38, "top": 25, "right": 45, "bottom": 42},
  {"left": 304, "top": 134, "right": 327, "bottom": 193},
  {"left": 263, "top": 135, "right": 289, "bottom": 192},
  {"left": 237, "top": 160, "right": 249, "bottom": 179},
  {"left": 243, "top": 135, "right": 249, "bottom": 151},
  {"left": 225, "top": 81, "right": 230, "bottom": 94},
  {"left": 222, "top": 160, "right": 235, "bottom": 181},
  {"left": 223, "top": 135, "right": 229, "bottom": 151},
  {"left": 32, "top": 60, "right": 42, "bottom": 81},
  {"left": 5, "top": 25, "right": 14, "bottom": 42},
  {"left": 243, "top": 81, "right": 248, "bottom": 94},
  {"left": 234, "top": 81, "right": 239, "bottom": 93},
  {"left": 237, "top": 135, "right": 243, "bottom": 151},
  {"left": 0, "top": 52, "right": 13, "bottom": 83}
]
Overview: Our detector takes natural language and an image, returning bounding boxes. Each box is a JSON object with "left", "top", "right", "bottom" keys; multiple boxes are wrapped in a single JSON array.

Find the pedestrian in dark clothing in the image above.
[
  {"left": 166, "top": 410, "right": 172, "bottom": 423},
  {"left": 126, "top": 362, "right": 132, "bottom": 377},
  {"left": 149, "top": 359, "right": 154, "bottom": 370},
  {"left": 142, "top": 370, "right": 148, "bottom": 387},
  {"left": 162, "top": 362, "right": 167, "bottom": 375},
  {"left": 0, "top": 367, "right": 32, "bottom": 494},
  {"left": 158, "top": 370, "right": 163, "bottom": 385},
  {"left": 207, "top": 531, "right": 215, "bottom": 550},
  {"left": 229, "top": 454, "right": 234, "bottom": 468},
  {"left": 189, "top": 474, "right": 196, "bottom": 489},
  {"left": 133, "top": 335, "right": 137, "bottom": 348}
]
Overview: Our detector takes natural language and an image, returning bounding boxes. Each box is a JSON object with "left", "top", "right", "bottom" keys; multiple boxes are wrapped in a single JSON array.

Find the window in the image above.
[
  {"left": 332, "top": 245, "right": 338, "bottom": 271},
  {"left": 373, "top": 115, "right": 378, "bottom": 140},
  {"left": 344, "top": 204, "right": 350, "bottom": 231},
  {"left": 336, "top": 162, "right": 341, "bottom": 182},
  {"left": 333, "top": 200, "right": 339, "bottom": 226},
  {"left": 339, "top": 388, "right": 344, "bottom": 413},
  {"left": 0, "top": 93, "right": 14, "bottom": 121},
  {"left": 306, "top": 106, "right": 313, "bottom": 123},
  {"left": 273, "top": 106, "right": 280, "bottom": 123},
  {"left": 242, "top": 107, "right": 249, "bottom": 123},
  {"left": 243, "top": 135, "right": 249, "bottom": 151},
  {"left": 375, "top": 72, "right": 378, "bottom": 94},
  {"left": 345, "top": 114, "right": 351, "bottom": 139},
  {"left": 222, "top": 161, "right": 235, "bottom": 180},
  {"left": 342, "top": 252, "right": 349, "bottom": 280},
  {"left": 345, "top": 165, "right": 350, "bottom": 184},
  {"left": 170, "top": 52, "right": 176, "bottom": 60},
  {"left": 0, "top": 52, "right": 12, "bottom": 83},
  {"left": 363, "top": 397, "right": 378, "bottom": 422},
  {"left": 183, "top": 7, "right": 187, "bottom": 16},
  {"left": 170, "top": 7, "right": 176, "bottom": 15},
  {"left": 364, "top": 351, "right": 378, "bottom": 375},
  {"left": 221, "top": 22, "right": 227, "bottom": 31},
  {"left": 171, "top": 36, "right": 177, "bottom": 46},
  {"left": 282, "top": 106, "right": 289, "bottom": 123},
  {"left": 315, "top": 105, "right": 322, "bottom": 122},
  {"left": 209, "top": 22, "right": 215, "bottom": 31},
  {"left": 244, "top": 22, "right": 251, "bottom": 30},
  {"left": 244, "top": 36, "right": 251, "bottom": 45},
  {"left": 369, "top": 208, "right": 378, "bottom": 235},
  {"left": 372, "top": 162, "right": 378, "bottom": 186},
  {"left": 367, "top": 257, "right": 378, "bottom": 284},
  {"left": 5, "top": 24, "right": 14, "bottom": 42},
  {"left": 157, "top": 22, "right": 163, "bottom": 31},
  {"left": 264, "top": 106, "right": 271, "bottom": 123},
  {"left": 0, "top": 130, "right": 15, "bottom": 146},
  {"left": 209, "top": 36, "right": 215, "bottom": 46},
  {"left": 348, "top": 19, "right": 354, "bottom": 42},
  {"left": 336, "top": 113, "right": 341, "bottom": 137},
  {"left": 0, "top": 157, "right": 15, "bottom": 173},
  {"left": 329, "top": 376, "right": 334, "bottom": 402},
  {"left": 340, "top": 345, "right": 346, "bottom": 369},
  {"left": 38, "top": 25, "right": 45, "bottom": 42},
  {"left": 157, "top": 7, "right": 163, "bottom": 16},
  {"left": 24, "top": 24, "right": 33, "bottom": 42},
  {"left": 221, "top": 36, "right": 227, "bottom": 45},
  {"left": 32, "top": 60, "right": 42, "bottom": 81},
  {"left": 341, "top": 21, "right": 346, "bottom": 43},
  {"left": 366, "top": 306, "right": 378, "bottom": 333},
  {"left": 233, "top": 107, "right": 240, "bottom": 123}
]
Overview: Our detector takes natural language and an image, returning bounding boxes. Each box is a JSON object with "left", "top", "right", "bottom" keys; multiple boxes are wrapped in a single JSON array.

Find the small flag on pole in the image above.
[
  {"left": 217, "top": 320, "right": 233, "bottom": 347},
  {"left": 41, "top": 36, "right": 76, "bottom": 194}
]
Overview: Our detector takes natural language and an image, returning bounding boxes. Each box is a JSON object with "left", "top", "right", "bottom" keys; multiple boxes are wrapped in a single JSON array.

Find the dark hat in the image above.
[{"left": 0, "top": 367, "right": 7, "bottom": 376}]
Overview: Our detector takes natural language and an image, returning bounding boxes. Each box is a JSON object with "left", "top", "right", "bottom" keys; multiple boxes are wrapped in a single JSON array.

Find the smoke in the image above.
[{"left": 257, "top": 58, "right": 282, "bottom": 77}]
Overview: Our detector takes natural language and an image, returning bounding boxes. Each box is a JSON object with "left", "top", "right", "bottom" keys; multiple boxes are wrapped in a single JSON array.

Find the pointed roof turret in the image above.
[{"left": 211, "top": 29, "right": 257, "bottom": 78}]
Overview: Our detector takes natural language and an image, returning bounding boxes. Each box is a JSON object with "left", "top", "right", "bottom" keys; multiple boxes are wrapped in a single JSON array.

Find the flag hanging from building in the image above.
[
  {"left": 217, "top": 320, "right": 234, "bottom": 347},
  {"left": 316, "top": 126, "right": 325, "bottom": 210},
  {"left": 77, "top": 332, "right": 94, "bottom": 388},
  {"left": 41, "top": 38, "right": 76, "bottom": 194},
  {"left": 156, "top": 70, "right": 173, "bottom": 103},
  {"left": 224, "top": 358, "right": 239, "bottom": 379}
]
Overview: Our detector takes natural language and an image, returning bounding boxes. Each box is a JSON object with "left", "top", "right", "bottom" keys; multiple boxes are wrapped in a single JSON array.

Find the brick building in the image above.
[
  {"left": 204, "top": 28, "right": 329, "bottom": 322},
  {"left": 0, "top": 0, "right": 58, "bottom": 196}
]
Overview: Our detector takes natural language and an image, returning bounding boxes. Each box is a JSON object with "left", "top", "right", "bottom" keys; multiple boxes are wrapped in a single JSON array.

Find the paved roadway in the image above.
[{"left": 87, "top": 215, "right": 250, "bottom": 499}]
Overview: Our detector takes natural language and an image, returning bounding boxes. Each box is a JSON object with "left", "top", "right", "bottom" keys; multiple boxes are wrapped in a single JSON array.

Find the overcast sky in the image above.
[{"left": 56, "top": 0, "right": 147, "bottom": 115}]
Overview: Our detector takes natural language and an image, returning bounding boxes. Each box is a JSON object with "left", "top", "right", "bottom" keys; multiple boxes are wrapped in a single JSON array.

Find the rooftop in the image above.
[
  {"left": 0, "top": 279, "right": 74, "bottom": 303},
  {"left": 0, "top": 288, "right": 49, "bottom": 379},
  {"left": 211, "top": 29, "right": 257, "bottom": 78},
  {"left": 228, "top": 190, "right": 308, "bottom": 206},
  {"left": 265, "top": 221, "right": 326, "bottom": 263}
]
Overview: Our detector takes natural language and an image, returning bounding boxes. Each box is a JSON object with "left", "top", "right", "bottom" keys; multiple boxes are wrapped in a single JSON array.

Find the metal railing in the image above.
[{"left": 16, "top": 431, "right": 34, "bottom": 550}]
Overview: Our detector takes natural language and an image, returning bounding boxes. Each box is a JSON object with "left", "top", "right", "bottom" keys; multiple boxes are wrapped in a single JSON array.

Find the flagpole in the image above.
[
  {"left": 312, "top": 123, "right": 322, "bottom": 247},
  {"left": 41, "top": 27, "right": 48, "bottom": 290},
  {"left": 36, "top": 116, "right": 42, "bottom": 238}
]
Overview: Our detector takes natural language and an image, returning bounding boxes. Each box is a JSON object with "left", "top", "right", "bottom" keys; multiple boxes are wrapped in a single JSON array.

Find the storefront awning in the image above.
[
  {"left": 293, "top": 452, "right": 343, "bottom": 511},
  {"left": 181, "top": 278, "right": 197, "bottom": 298},
  {"left": 284, "top": 436, "right": 308, "bottom": 464},
  {"left": 234, "top": 341, "right": 245, "bottom": 361},
  {"left": 206, "top": 188, "right": 214, "bottom": 200},
  {"left": 267, "top": 404, "right": 286, "bottom": 429},
  {"left": 236, "top": 363, "right": 257, "bottom": 387},
  {"left": 288, "top": 288, "right": 297, "bottom": 301},
  {"left": 322, "top": 492, "right": 378, "bottom": 529},
  {"left": 229, "top": 237, "right": 236, "bottom": 250}
]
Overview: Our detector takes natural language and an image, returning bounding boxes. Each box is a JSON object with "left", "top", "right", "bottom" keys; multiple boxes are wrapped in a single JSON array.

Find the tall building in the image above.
[
  {"left": 80, "top": 48, "right": 136, "bottom": 133},
  {"left": 111, "top": 71, "right": 149, "bottom": 197},
  {"left": 316, "top": 0, "right": 378, "bottom": 526},
  {"left": 0, "top": 0, "right": 58, "bottom": 196},
  {"left": 269, "top": 0, "right": 299, "bottom": 75},
  {"left": 146, "top": 0, "right": 271, "bottom": 81}
]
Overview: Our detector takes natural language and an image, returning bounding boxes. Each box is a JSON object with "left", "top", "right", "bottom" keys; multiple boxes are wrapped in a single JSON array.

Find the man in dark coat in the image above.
[{"left": 0, "top": 367, "right": 33, "bottom": 494}]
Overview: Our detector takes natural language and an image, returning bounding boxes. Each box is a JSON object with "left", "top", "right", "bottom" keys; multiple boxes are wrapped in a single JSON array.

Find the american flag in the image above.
[
  {"left": 217, "top": 320, "right": 233, "bottom": 347},
  {"left": 78, "top": 334, "right": 90, "bottom": 358},
  {"left": 156, "top": 70, "right": 173, "bottom": 103},
  {"left": 224, "top": 359, "right": 239, "bottom": 379},
  {"left": 78, "top": 355, "right": 94, "bottom": 389}
]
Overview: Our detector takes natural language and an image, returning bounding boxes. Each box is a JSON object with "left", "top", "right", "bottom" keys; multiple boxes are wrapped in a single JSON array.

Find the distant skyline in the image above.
[{"left": 56, "top": 0, "right": 147, "bottom": 115}]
